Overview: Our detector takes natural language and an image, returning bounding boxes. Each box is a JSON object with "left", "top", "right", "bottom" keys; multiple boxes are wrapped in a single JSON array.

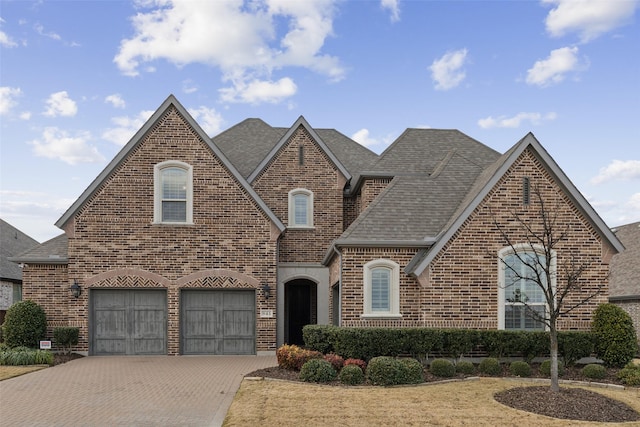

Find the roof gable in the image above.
[
  {"left": 610, "top": 221, "right": 639, "bottom": 299},
  {"left": 1, "top": 219, "right": 39, "bottom": 280},
  {"left": 56, "top": 95, "right": 284, "bottom": 233},
  {"left": 408, "top": 132, "right": 625, "bottom": 276},
  {"left": 247, "top": 116, "right": 352, "bottom": 183}
]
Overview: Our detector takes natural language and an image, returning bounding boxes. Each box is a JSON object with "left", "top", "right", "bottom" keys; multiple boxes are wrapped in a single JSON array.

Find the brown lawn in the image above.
[
  {"left": 223, "top": 378, "right": 640, "bottom": 427},
  {"left": 0, "top": 365, "right": 46, "bottom": 381}
]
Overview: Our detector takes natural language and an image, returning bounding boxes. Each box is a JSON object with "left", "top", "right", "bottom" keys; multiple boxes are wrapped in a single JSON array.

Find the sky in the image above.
[{"left": 1, "top": 0, "right": 639, "bottom": 243}]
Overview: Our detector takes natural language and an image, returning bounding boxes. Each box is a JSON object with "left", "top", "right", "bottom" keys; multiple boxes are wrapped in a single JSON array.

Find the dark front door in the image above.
[{"left": 285, "top": 279, "right": 316, "bottom": 345}]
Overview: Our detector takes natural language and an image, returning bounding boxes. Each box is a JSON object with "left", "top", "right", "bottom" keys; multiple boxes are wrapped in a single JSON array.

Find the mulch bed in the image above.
[
  {"left": 246, "top": 363, "right": 640, "bottom": 423},
  {"left": 53, "top": 353, "right": 84, "bottom": 365}
]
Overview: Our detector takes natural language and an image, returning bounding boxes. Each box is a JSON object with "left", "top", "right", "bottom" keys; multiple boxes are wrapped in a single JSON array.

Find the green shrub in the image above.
[
  {"left": 276, "top": 344, "right": 322, "bottom": 371},
  {"left": 344, "top": 358, "right": 367, "bottom": 372},
  {"left": 539, "top": 359, "right": 565, "bottom": 377},
  {"left": 442, "top": 329, "right": 479, "bottom": 360},
  {"left": 339, "top": 364, "right": 365, "bottom": 385},
  {"left": 581, "top": 363, "right": 606, "bottom": 380},
  {"left": 456, "top": 360, "right": 475, "bottom": 375},
  {"left": 617, "top": 362, "right": 640, "bottom": 386},
  {"left": 1, "top": 300, "right": 47, "bottom": 348},
  {"left": 303, "top": 325, "right": 336, "bottom": 354},
  {"left": 558, "top": 331, "right": 594, "bottom": 366},
  {"left": 399, "top": 358, "right": 424, "bottom": 384},
  {"left": 509, "top": 361, "right": 531, "bottom": 377},
  {"left": 366, "top": 356, "right": 404, "bottom": 386},
  {"left": 299, "top": 359, "right": 337, "bottom": 383},
  {"left": 0, "top": 347, "right": 53, "bottom": 366},
  {"left": 478, "top": 357, "right": 501, "bottom": 376},
  {"left": 429, "top": 358, "right": 455, "bottom": 377},
  {"left": 323, "top": 353, "right": 344, "bottom": 371},
  {"left": 403, "top": 328, "right": 445, "bottom": 360},
  {"left": 53, "top": 327, "right": 79, "bottom": 355},
  {"left": 591, "top": 303, "right": 638, "bottom": 368}
]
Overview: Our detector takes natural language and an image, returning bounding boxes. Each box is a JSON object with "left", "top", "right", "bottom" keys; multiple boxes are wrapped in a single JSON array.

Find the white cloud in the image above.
[
  {"left": 114, "top": 0, "right": 343, "bottom": 104},
  {"left": 43, "top": 91, "right": 78, "bottom": 117},
  {"left": 381, "top": 0, "right": 401, "bottom": 22},
  {"left": 525, "top": 46, "right": 581, "bottom": 87},
  {"left": 543, "top": 0, "right": 639, "bottom": 43},
  {"left": 219, "top": 77, "right": 297, "bottom": 104},
  {"left": 188, "top": 106, "right": 224, "bottom": 136},
  {"left": 478, "top": 112, "right": 558, "bottom": 129},
  {"left": 105, "top": 94, "right": 126, "bottom": 109},
  {"left": 628, "top": 192, "right": 640, "bottom": 212},
  {"left": 590, "top": 160, "right": 640, "bottom": 184},
  {"left": 351, "top": 129, "right": 378, "bottom": 148},
  {"left": 102, "top": 110, "right": 155, "bottom": 146},
  {"left": 19, "top": 111, "right": 31, "bottom": 120},
  {"left": 34, "top": 23, "right": 61, "bottom": 41},
  {"left": 182, "top": 79, "right": 198, "bottom": 94},
  {"left": 0, "top": 31, "right": 17, "bottom": 47},
  {"left": 29, "top": 127, "right": 104, "bottom": 165},
  {"left": 429, "top": 48, "right": 468, "bottom": 91},
  {"left": 0, "top": 87, "right": 22, "bottom": 115}
]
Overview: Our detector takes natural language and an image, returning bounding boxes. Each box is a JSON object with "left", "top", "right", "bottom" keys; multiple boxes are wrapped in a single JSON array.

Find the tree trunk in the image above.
[{"left": 550, "top": 325, "right": 560, "bottom": 392}]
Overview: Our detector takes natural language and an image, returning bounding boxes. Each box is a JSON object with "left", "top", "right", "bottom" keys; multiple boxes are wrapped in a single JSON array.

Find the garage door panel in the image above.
[
  {"left": 181, "top": 290, "right": 255, "bottom": 355},
  {"left": 92, "top": 290, "right": 166, "bottom": 356}
]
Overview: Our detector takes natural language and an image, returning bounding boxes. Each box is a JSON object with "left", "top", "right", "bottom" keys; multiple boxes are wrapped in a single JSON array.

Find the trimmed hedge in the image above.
[
  {"left": 539, "top": 359, "right": 565, "bottom": 377},
  {"left": 53, "top": 327, "right": 79, "bottom": 355},
  {"left": 509, "top": 361, "right": 531, "bottom": 377},
  {"left": 582, "top": 363, "right": 606, "bottom": 380},
  {"left": 456, "top": 361, "right": 475, "bottom": 375},
  {"left": 299, "top": 359, "right": 337, "bottom": 383},
  {"left": 276, "top": 344, "right": 322, "bottom": 371},
  {"left": 366, "top": 356, "right": 424, "bottom": 386},
  {"left": 339, "top": 364, "right": 365, "bottom": 385},
  {"left": 430, "top": 358, "right": 455, "bottom": 377},
  {"left": 1, "top": 300, "right": 47, "bottom": 349},
  {"left": 303, "top": 325, "right": 595, "bottom": 363},
  {"left": 478, "top": 358, "right": 501, "bottom": 375},
  {"left": 591, "top": 303, "right": 638, "bottom": 368}
]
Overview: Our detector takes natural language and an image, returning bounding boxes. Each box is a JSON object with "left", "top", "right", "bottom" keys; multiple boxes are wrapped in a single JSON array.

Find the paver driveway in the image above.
[{"left": 0, "top": 355, "right": 276, "bottom": 427}]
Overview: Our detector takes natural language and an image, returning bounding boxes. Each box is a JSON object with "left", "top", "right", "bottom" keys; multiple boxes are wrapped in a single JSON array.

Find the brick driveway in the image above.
[{"left": 0, "top": 355, "right": 277, "bottom": 427}]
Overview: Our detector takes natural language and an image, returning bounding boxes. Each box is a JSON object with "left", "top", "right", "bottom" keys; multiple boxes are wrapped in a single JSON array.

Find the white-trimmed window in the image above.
[
  {"left": 288, "top": 188, "right": 313, "bottom": 228},
  {"left": 498, "top": 246, "right": 555, "bottom": 331},
  {"left": 154, "top": 161, "right": 193, "bottom": 224},
  {"left": 362, "top": 259, "right": 401, "bottom": 318}
]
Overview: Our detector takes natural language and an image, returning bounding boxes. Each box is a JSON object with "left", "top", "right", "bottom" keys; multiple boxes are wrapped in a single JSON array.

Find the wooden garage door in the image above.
[
  {"left": 181, "top": 290, "right": 255, "bottom": 355},
  {"left": 91, "top": 289, "right": 167, "bottom": 355}
]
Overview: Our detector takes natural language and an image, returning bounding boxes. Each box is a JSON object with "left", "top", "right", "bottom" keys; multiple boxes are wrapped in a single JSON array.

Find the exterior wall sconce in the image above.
[
  {"left": 261, "top": 283, "right": 271, "bottom": 300},
  {"left": 70, "top": 280, "right": 82, "bottom": 298}
]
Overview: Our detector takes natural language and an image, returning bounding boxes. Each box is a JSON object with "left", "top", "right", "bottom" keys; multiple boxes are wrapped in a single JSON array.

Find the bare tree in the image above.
[{"left": 491, "top": 185, "right": 603, "bottom": 392}]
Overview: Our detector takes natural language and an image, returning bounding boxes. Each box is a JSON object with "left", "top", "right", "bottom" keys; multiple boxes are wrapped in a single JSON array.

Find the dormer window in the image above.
[
  {"left": 154, "top": 161, "right": 193, "bottom": 224},
  {"left": 288, "top": 188, "right": 313, "bottom": 228}
]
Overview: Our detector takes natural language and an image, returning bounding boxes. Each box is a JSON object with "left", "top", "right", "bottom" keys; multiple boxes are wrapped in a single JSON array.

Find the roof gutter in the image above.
[
  {"left": 7, "top": 256, "right": 69, "bottom": 265},
  {"left": 322, "top": 238, "right": 436, "bottom": 266}
]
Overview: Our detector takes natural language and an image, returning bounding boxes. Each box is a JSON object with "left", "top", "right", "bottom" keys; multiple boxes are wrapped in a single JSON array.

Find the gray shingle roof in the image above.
[
  {"left": 610, "top": 222, "right": 640, "bottom": 299},
  {"left": 1, "top": 219, "right": 39, "bottom": 281},
  {"left": 340, "top": 129, "right": 501, "bottom": 243},
  {"left": 8, "top": 233, "right": 67, "bottom": 265}
]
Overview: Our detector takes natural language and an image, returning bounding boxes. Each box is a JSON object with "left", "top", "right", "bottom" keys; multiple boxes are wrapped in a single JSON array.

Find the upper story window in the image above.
[
  {"left": 498, "top": 245, "right": 555, "bottom": 331},
  {"left": 288, "top": 188, "right": 313, "bottom": 228},
  {"left": 362, "top": 259, "right": 401, "bottom": 318},
  {"left": 154, "top": 161, "right": 193, "bottom": 224}
]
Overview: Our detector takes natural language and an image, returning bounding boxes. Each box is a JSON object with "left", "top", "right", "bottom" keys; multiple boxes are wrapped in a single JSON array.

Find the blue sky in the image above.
[{"left": 1, "top": 0, "right": 639, "bottom": 243}]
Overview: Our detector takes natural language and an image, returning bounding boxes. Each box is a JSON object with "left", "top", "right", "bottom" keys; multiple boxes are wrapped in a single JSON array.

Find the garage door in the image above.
[
  {"left": 91, "top": 289, "right": 166, "bottom": 355},
  {"left": 181, "top": 290, "right": 255, "bottom": 355}
]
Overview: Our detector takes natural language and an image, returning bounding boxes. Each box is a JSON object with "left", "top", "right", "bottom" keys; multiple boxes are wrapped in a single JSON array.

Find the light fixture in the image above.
[
  {"left": 261, "top": 283, "right": 271, "bottom": 300},
  {"left": 70, "top": 280, "right": 82, "bottom": 298}
]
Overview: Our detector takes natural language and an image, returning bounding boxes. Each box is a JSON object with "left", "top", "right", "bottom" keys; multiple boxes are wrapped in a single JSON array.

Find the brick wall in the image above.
[
  {"left": 425, "top": 148, "right": 609, "bottom": 331},
  {"left": 57, "top": 106, "right": 278, "bottom": 354},
  {"left": 253, "top": 126, "right": 345, "bottom": 263}
]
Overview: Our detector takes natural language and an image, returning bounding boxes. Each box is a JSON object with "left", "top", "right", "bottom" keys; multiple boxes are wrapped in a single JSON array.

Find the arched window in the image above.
[
  {"left": 288, "top": 188, "right": 313, "bottom": 228},
  {"left": 497, "top": 245, "right": 555, "bottom": 331},
  {"left": 362, "top": 259, "right": 401, "bottom": 318},
  {"left": 154, "top": 161, "right": 193, "bottom": 224}
]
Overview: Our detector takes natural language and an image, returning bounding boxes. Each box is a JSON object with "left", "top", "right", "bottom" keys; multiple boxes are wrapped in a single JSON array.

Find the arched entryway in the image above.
[{"left": 284, "top": 279, "right": 317, "bottom": 345}]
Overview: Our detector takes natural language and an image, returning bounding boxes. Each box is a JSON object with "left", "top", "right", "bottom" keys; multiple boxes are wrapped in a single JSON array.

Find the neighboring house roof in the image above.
[
  {"left": 610, "top": 222, "right": 640, "bottom": 300},
  {"left": 9, "top": 234, "right": 68, "bottom": 265},
  {"left": 406, "top": 133, "right": 625, "bottom": 276},
  {"left": 55, "top": 95, "right": 285, "bottom": 233},
  {"left": 0, "top": 219, "right": 39, "bottom": 281},
  {"left": 247, "top": 116, "right": 353, "bottom": 183}
]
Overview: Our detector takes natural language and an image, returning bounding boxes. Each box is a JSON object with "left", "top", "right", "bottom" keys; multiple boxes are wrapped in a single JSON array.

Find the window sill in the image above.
[
  {"left": 287, "top": 225, "right": 315, "bottom": 230},
  {"left": 360, "top": 313, "right": 403, "bottom": 319},
  {"left": 152, "top": 222, "right": 195, "bottom": 226}
]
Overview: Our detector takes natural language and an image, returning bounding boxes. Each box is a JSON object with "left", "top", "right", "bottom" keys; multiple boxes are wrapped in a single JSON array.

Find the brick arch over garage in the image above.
[
  {"left": 176, "top": 269, "right": 260, "bottom": 289},
  {"left": 86, "top": 268, "right": 171, "bottom": 288}
]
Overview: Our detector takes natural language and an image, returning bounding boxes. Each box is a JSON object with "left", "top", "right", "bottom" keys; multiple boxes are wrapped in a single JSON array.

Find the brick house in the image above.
[
  {"left": 11, "top": 95, "right": 624, "bottom": 355},
  {"left": 609, "top": 222, "right": 640, "bottom": 347}
]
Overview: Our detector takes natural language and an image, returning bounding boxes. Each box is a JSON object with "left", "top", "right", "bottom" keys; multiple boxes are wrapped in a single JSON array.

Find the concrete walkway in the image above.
[{"left": 0, "top": 355, "right": 277, "bottom": 427}]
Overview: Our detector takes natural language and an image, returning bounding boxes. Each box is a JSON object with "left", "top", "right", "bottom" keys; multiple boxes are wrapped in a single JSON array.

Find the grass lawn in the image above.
[
  {"left": 223, "top": 378, "right": 640, "bottom": 426},
  {"left": 0, "top": 365, "right": 47, "bottom": 381}
]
